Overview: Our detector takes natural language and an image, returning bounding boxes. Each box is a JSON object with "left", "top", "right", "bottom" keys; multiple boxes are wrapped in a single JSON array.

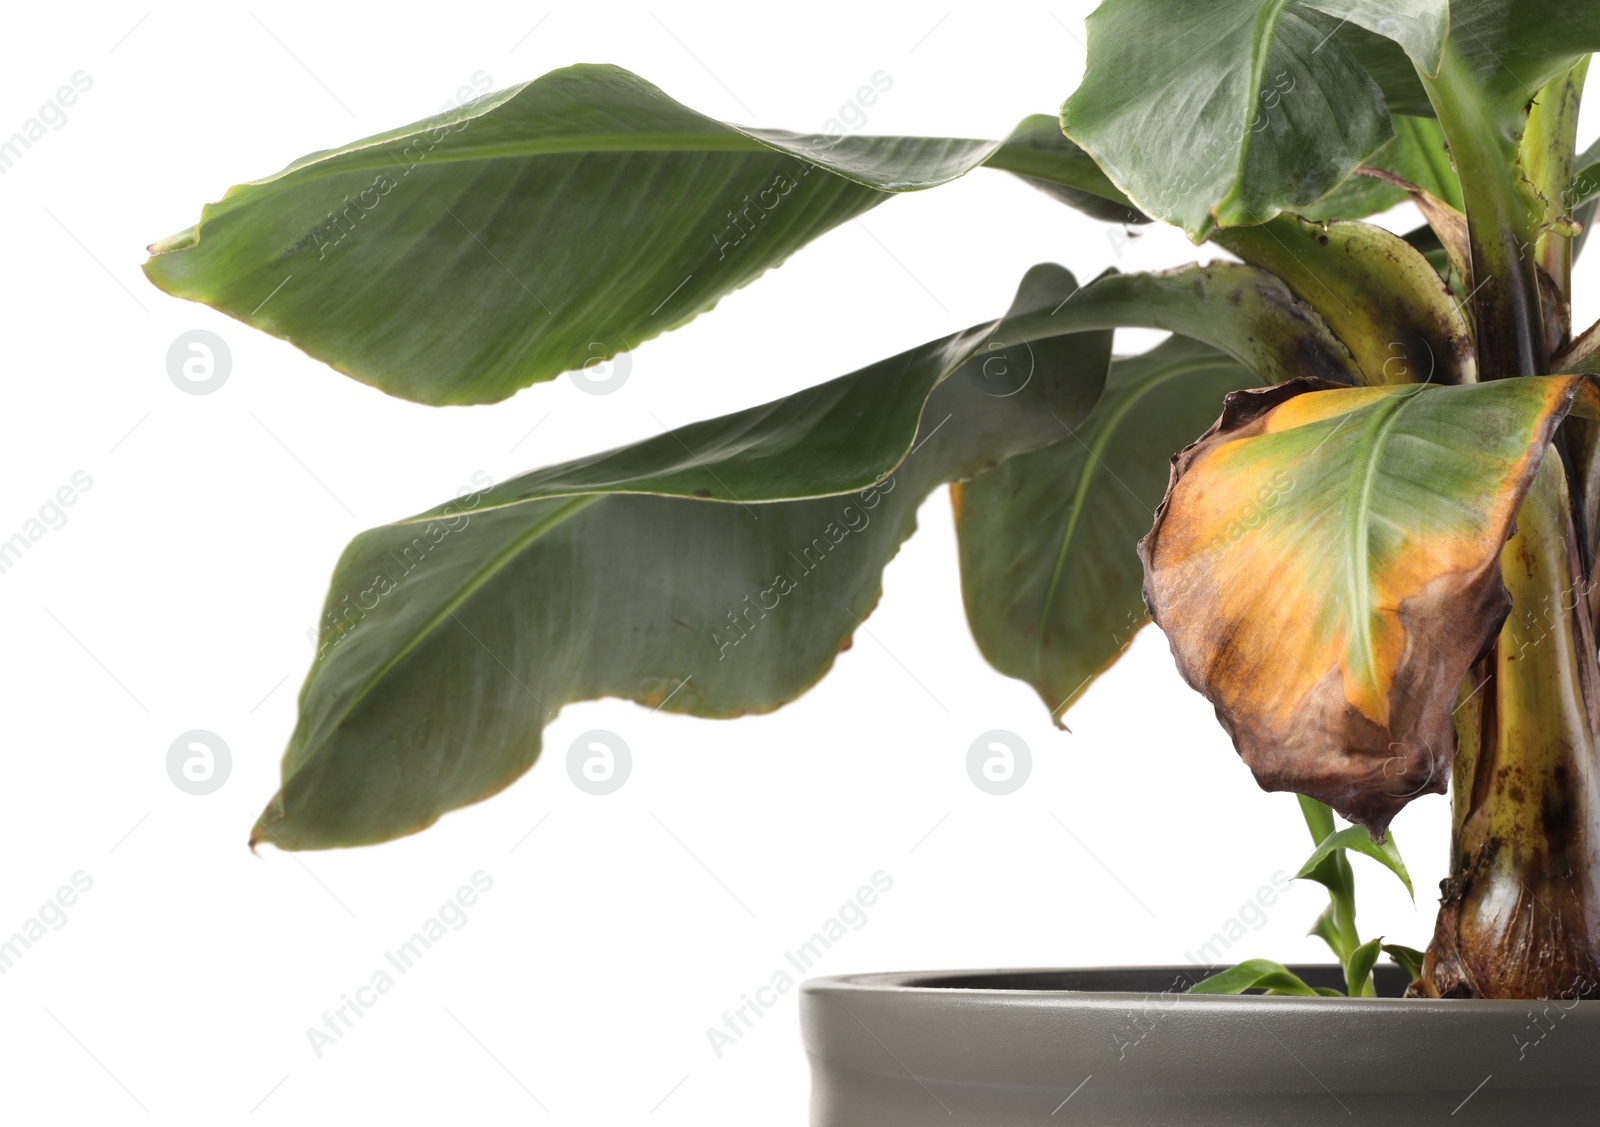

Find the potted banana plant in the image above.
[{"left": 147, "top": 0, "right": 1600, "bottom": 1121}]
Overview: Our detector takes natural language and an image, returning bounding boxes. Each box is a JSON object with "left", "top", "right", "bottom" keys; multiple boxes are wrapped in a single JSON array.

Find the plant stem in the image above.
[
  {"left": 1521, "top": 59, "right": 1589, "bottom": 310},
  {"left": 1416, "top": 48, "right": 1600, "bottom": 999},
  {"left": 1422, "top": 46, "right": 1546, "bottom": 380},
  {"left": 1423, "top": 456, "right": 1600, "bottom": 998}
]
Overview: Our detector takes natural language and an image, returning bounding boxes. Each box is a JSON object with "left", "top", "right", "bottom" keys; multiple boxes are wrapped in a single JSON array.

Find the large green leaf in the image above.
[
  {"left": 1060, "top": 0, "right": 1447, "bottom": 240},
  {"left": 1141, "top": 376, "right": 1599, "bottom": 836},
  {"left": 953, "top": 337, "right": 1259, "bottom": 720},
  {"left": 255, "top": 255, "right": 1360, "bottom": 848},
  {"left": 252, "top": 265, "right": 1117, "bottom": 849},
  {"left": 145, "top": 66, "right": 1133, "bottom": 406}
]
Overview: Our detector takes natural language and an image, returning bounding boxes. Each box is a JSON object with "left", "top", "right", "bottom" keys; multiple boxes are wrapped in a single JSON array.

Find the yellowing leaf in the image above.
[{"left": 1140, "top": 375, "right": 1596, "bottom": 834}]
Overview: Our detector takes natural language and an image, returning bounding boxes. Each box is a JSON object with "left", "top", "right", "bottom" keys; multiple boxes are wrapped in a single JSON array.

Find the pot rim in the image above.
[{"left": 802, "top": 965, "right": 1592, "bottom": 1012}]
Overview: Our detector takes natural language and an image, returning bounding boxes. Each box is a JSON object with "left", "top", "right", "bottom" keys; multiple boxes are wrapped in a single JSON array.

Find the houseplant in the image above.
[{"left": 144, "top": 0, "right": 1600, "bottom": 1119}]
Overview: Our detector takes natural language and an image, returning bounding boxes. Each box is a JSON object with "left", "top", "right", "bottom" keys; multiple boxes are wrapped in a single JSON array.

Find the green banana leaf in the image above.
[
  {"left": 954, "top": 337, "right": 1259, "bottom": 720},
  {"left": 1060, "top": 0, "right": 1446, "bottom": 240},
  {"left": 253, "top": 264, "right": 1114, "bottom": 848},
  {"left": 257, "top": 250, "right": 1364, "bottom": 849},
  {"left": 145, "top": 66, "right": 1131, "bottom": 406}
]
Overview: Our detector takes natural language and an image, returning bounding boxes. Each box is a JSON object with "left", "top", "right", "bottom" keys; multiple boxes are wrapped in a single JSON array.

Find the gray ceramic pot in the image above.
[{"left": 800, "top": 965, "right": 1600, "bottom": 1125}]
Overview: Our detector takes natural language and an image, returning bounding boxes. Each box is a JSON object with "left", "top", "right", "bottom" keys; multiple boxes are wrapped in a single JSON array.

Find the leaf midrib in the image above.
[
  {"left": 202, "top": 128, "right": 1011, "bottom": 226},
  {"left": 1225, "top": 0, "right": 1300, "bottom": 222},
  {"left": 183, "top": 124, "right": 1115, "bottom": 243},
  {"left": 1340, "top": 388, "right": 1425, "bottom": 702}
]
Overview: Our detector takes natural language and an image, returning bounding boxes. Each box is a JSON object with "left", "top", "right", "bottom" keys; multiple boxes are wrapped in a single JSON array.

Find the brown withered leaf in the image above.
[{"left": 1140, "top": 375, "right": 1598, "bottom": 835}]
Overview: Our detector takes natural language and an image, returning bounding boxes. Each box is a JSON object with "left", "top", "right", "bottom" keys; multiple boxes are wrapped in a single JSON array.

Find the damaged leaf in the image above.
[
  {"left": 1216, "top": 213, "right": 1474, "bottom": 385},
  {"left": 1140, "top": 375, "right": 1599, "bottom": 835}
]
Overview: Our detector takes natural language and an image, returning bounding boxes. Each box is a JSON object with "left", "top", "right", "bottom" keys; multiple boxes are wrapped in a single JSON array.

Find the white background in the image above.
[{"left": 3, "top": 3, "right": 1596, "bottom": 1124}]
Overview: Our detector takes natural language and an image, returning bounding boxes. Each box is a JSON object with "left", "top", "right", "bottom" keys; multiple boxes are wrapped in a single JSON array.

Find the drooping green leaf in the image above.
[
  {"left": 144, "top": 65, "right": 1107, "bottom": 406},
  {"left": 255, "top": 253, "right": 1363, "bottom": 849},
  {"left": 1188, "top": 959, "right": 1322, "bottom": 996},
  {"left": 953, "top": 338, "right": 1258, "bottom": 720},
  {"left": 1060, "top": 0, "right": 1447, "bottom": 240},
  {"left": 1142, "top": 376, "right": 1600, "bottom": 835},
  {"left": 1300, "top": 827, "right": 1414, "bottom": 900},
  {"left": 1216, "top": 214, "right": 1474, "bottom": 385},
  {"left": 251, "top": 266, "right": 1116, "bottom": 849},
  {"left": 992, "top": 263, "right": 1361, "bottom": 387},
  {"left": 253, "top": 252, "right": 1366, "bottom": 849}
]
